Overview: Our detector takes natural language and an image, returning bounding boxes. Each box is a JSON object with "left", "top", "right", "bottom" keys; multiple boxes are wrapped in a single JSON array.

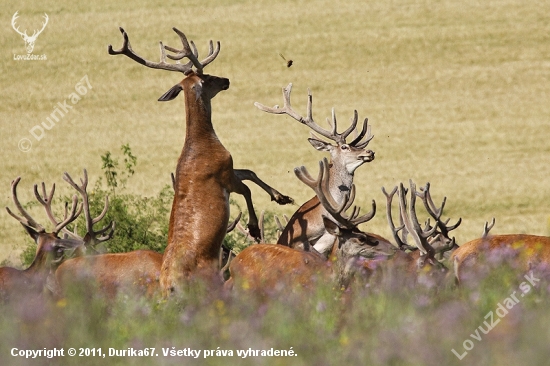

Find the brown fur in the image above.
[
  {"left": 0, "top": 232, "right": 82, "bottom": 302},
  {"left": 56, "top": 250, "right": 162, "bottom": 299},
  {"left": 451, "top": 234, "right": 550, "bottom": 282},
  {"left": 225, "top": 244, "right": 329, "bottom": 294},
  {"left": 160, "top": 72, "right": 241, "bottom": 296},
  {"left": 226, "top": 219, "right": 397, "bottom": 295}
]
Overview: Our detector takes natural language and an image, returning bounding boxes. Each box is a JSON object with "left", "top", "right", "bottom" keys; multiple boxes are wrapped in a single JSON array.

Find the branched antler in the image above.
[
  {"left": 294, "top": 158, "right": 376, "bottom": 229},
  {"left": 108, "top": 27, "right": 220, "bottom": 75},
  {"left": 254, "top": 84, "right": 373, "bottom": 147},
  {"left": 63, "top": 170, "right": 114, "bottom": 248}
]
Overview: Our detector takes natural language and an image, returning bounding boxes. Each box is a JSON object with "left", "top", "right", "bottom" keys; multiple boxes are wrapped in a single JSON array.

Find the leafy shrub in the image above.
[{"left": 19, "top": 144, "right": 269, "bottom": 265}]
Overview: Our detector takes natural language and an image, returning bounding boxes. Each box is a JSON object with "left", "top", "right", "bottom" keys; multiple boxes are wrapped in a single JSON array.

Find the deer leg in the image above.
[
  {"left": 233, "top": 169, "right": 294, "bottom": 205},
  {"left": 230, "top": 175, "right": 261, "bottom": 242}
]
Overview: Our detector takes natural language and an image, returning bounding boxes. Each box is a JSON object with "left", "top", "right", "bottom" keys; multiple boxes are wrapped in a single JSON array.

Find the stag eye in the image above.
[{"left": 341, "top": 144, "right": 350, "bottom": 151}]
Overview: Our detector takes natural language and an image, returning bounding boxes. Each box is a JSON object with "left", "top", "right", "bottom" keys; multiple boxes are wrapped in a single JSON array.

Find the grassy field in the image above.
[{"left": 0, "top": 0, "right": 549, "bottom": 363}]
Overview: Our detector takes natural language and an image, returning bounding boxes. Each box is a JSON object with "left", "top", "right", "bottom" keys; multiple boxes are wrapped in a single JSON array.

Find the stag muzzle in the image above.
[{"left": 359, "top": 149, "right": 375, "bottom": 162}]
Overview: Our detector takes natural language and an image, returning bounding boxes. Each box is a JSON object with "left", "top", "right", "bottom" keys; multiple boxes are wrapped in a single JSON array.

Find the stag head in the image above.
[{"left": 11, "top": 12, "right": 48, "bottom": 54}]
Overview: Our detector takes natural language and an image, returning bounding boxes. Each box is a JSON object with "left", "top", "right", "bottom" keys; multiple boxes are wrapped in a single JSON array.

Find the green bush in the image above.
[{"left": 19, "top": 144, "right": 270, "bottom": 265}]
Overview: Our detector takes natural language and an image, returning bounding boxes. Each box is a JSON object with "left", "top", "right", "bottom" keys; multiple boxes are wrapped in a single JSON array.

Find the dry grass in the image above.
[{"left": 1, "top": 0, "right": 549, "bottom": 264}]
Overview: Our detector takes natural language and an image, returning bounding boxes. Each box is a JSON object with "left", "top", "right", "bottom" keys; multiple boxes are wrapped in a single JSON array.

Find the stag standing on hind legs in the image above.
[
  {"left": 255, "top": 84, "right": 392, "bottom": 256},
  {"left": 108, "top": 27, "right": 291, "bottom": 297}
]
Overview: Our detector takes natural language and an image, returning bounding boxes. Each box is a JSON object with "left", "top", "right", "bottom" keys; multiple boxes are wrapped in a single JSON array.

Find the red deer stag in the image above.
[
  {"left": 0, "top": 177, "right": 83, "bottom": 301},
  {"left": 451, "top": 221, "right": 550, "bottom": 284},
  {"left": 255, "top": 84, "right": 391, "bottom": 255},
  {"left": 56, "top": 170, "right": 242, "bottom": 299},
  {"left": 56, "top": 215, "right": 242, "bottom": 300},
  {"left": 353, "top": 181, "right": 461, "bottom": 288},
  {"left": 225, "top": 159, "right": 396, "bottom": 295},
  {"left": 108, "top": 27, "right": 292, "bottom": 296}
]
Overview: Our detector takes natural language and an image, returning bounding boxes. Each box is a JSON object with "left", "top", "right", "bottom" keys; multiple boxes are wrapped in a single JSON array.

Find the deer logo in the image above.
[{"left": 11, "top": 11, "right": 48, "bottom": 54}]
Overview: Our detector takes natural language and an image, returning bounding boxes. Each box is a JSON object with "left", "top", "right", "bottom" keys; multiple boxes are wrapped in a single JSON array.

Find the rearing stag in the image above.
[
  {"left": 108, "top": 28, "right": 291, "bottom": 296},
  {"left": 255, "top": 84, "right": 391, "bottom": 255}
]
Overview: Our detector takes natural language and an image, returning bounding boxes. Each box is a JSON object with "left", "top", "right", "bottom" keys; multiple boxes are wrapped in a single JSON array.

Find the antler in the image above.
[
  {"left": 236, "top": 211, "right": 266, "bottom": 243},
  {"left": 294, "top": 158, "right": 376, "bottom": 229},
  {"left": 6, "top": 177, "right": 81, "bottom": 236},
  {"left": 6, "top": 177, "right": 46, "bottom": 233},
  {"left": 382, "top": 186, "right": 416, "bottom": 251},
  {"left": 416, "top": 182, "right": 462, "bottom": 242},
  {"left": 62, "top": 170, "right": 114, "bottom": 247},
  {"left": 33, "top": 182, "right": 83, "bottom": 236},
  {"left": 254, "top": 84, "right": 373, "bottom": 147},
  {"left": 482, "top": 218, "right": 496, "bottom": 238},
  {"left": 108, "top": 27, "right": 220, "bottom": 75},
  {"left": 397, "top": 181, "right": 438, "bottom": 261},
  {"left": 163, "top": 27, "right": 220, "bottom": 74}
]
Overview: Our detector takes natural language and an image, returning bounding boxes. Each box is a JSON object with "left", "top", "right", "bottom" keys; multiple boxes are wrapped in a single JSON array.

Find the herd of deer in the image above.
[{"left": 2, "top": 27, "right": 550, "bottom": 305}]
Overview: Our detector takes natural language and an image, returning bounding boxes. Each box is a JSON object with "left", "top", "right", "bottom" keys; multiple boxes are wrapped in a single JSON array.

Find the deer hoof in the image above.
[{"left": 273, "top": 194, "right": 294, "bottom": 205}]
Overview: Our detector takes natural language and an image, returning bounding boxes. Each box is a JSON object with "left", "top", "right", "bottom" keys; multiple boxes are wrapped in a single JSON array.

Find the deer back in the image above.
[
  {"left": 56, "top": 250, "right": 162, "bottom": 299},
  {"left": 451, "top": 234, "right": 550, "bottom": 283}
]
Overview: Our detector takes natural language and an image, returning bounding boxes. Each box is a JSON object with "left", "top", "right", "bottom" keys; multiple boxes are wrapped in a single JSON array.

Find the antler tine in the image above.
[
  {"left": 339, "top": 110, "right": 359, "bottom": 142},
  {"left": 350, "top": 198, "right": 376, "bottom": 226},
  {"left": 294, "top": 158, "right": 325, "bottom": 191},
  {"left": 163, "top": 28, "right": 220, "bottom": 74},
  {"left": 408, "top": 181, "right": 438, "bottom": 239},
  {"left": 33, "top": 182, "right": 56, "bottom": 224},
  {"left": 296, "top": 158, "right": 370, "bottom": 229},
  {"left": 219, "top": 248, "right": 234, "bottom": 275},
  {"left": 63, "top": 170, "right": 114, "bottom": 246},
  {"left": 258, "top": 211, "right": 266, "bottom": 244},
  {"left": 482, "top": 217, "right": 496, "bottom": 238},
  {"left": 108, "top": 27, "right": 192, "bottom": 74},
  {"left": 164, "top": 28, "right": 202, "bottom": 68},
  {"left": 418, "top": 182, "right": 462, "bottom": 238},
  {"left": 325, "top": 108, "right": 339, "bottom": 137},
  {"left": 397, "top": 182, "right": 437, "bottom": 257},
  {"left": 382, "top": 186, "right": 413, "bottom": 250},
  {"left": 6, "top": 177, "right": 46, "bottom": 233},
  {"left": 199, "top": 39, "right": 221, "bottom": 69},
  {"left": 52, "top": 195, "right": 82, "bottom": 235},
  {"left": 254, "top": 84, "right": 346, "bottom": 144},
  {"left": 338, "top": 184, "right": 376, "bottom": 226},
  {"left": 33, "top": 181, "right": 83, "bottom": 235},
  {"left": 226, "top": 212, "right": 242, "bottom": 233},
  {"left": 274, "top": 216, "right": 284, "bottom": 232},
  {"left": 350, "top": 118, "right": 374, "bottom": 148}
]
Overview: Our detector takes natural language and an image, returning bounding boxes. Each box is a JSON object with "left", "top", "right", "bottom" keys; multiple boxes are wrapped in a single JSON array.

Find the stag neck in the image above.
[
  {"left": 183, "top": 90, "right": 217, "bottom": 138},
  {"left": 326, "top": 162, "right": 354, "bottom": 201},
  {"left": 21, "top": 247, "right": 50, "bottom": 284}
]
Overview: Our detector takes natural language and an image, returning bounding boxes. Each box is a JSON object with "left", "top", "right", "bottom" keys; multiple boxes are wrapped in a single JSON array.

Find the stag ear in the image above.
[
  {"left": 21, "top": 224, "right": 41, "bottom": 242},
  {"left": 308, "top": 137, "right": 332, "bottom": 152},
  {"left": 158, "top": 84, "right": 183, "bottom": 102},
  {"left": 322, "top": 216, "right": 341, "bottom": 236}
]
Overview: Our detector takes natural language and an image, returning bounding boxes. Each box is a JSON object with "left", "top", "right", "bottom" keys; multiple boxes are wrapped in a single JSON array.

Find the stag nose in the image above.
[
  {"left": 360, "top": 150, "right": 375, "bottom": 162},
  {"left": 222, "top": 79, "right": 230, "bottom": 90}
]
